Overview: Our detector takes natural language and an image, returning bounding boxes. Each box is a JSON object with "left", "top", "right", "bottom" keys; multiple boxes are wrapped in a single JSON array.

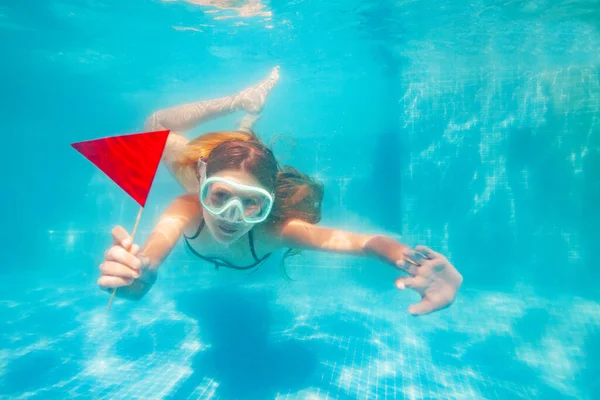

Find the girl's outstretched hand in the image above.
[
  {"left": 363, "top": 236, "right": 463, "bottom": 316},
  {"left": 396, "top": 246, "right": 463, "bottom": 316}
]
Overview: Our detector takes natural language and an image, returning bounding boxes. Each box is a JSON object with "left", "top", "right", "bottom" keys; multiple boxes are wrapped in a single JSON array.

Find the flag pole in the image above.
[{"left": 107, "top": 206, "right": 144, "bottom": 310}]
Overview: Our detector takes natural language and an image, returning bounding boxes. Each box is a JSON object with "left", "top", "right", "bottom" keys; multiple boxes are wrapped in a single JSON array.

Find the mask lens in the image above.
[
  {"left": 205, "top": 183, "right": 233, "bottom": 209},
  {"left": 200, "top": 178, "right": 273, "bottom": 223}
]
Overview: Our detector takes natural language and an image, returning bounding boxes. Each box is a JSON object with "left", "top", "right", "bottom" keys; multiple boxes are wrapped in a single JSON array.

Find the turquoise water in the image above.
[{"left": 1, "top": 0, "right": 599, "bottom": 399}]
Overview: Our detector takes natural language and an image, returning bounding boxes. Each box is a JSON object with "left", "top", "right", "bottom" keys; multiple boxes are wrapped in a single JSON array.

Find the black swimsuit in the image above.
[{"left": 183, "top": 220, "right": 272, "bottom": 271}]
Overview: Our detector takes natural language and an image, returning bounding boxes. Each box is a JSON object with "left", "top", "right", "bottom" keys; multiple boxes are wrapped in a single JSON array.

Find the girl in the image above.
[{"left": 98, "top": 67, "right": 463, "bottom": 316}]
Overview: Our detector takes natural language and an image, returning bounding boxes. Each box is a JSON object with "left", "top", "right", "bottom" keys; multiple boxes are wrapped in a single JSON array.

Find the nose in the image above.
[{"left": 221, "top": 203, "right": 244, "bottom": 223}]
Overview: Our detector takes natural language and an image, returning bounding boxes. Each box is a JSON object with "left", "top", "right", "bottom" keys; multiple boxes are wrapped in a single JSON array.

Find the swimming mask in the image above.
[{"left": 198, "top": 159, "right": 274, "bottom": 224}]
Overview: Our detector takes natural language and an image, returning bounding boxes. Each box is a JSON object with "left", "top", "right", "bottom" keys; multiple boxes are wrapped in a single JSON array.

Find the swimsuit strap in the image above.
[
  {"left": 248, "top": 229, "right": 273, "bottom": 265},
  {"left": 184, "top": 237, "right": 243, "bottom": 270},
  {"left": 184, "top": 219, "right": 205, "bottom": 240},
  {"left": 183, "top": 222, "right": 272, "bottom": 271},
  {"left": 248, "top": 229, "right": 260, "bottom": 261}
]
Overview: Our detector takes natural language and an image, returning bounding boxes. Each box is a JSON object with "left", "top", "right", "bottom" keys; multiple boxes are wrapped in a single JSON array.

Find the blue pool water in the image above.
[{"left": 1, "top": 0, "right": 599, "bottom": 399}]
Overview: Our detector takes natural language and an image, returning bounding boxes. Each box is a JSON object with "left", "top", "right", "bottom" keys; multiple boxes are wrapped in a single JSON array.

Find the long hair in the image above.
[{"left": 173, "top": 130, "right": 324, "bottom": 276}]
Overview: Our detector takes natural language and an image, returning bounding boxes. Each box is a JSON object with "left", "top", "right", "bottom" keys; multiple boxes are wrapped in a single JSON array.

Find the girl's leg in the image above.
[
  {"left": 237, "top": 113, "right": 261, "bottom": 133},
  {"left": 160, "top": 133, "right": 200, "bottom": 193},
  {"left": 144, "top": 66, "right": 280, "bottom": 132},
  {"left": 146, "top": 66, "right": 280, "bottom": 192}
]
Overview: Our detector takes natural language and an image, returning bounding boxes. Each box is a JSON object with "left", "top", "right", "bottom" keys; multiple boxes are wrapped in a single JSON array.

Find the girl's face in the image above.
[{"left": 201, "top": 169, "right": 270, "bottom": 245}]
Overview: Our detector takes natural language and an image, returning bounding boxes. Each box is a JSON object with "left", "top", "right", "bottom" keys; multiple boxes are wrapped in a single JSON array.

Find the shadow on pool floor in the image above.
[{"left": 167, "top": 287, "right": 318, "bottom": 399}]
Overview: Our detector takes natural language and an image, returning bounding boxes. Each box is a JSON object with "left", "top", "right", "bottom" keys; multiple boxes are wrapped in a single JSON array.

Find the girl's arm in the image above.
[
  {"left": 139, "top": 193, "right": 201, "bottom": 269},
  {"left": 275, "top": 219, "right": 463, "bottom": 316},
  {"left": 275, "top": 219, "right": 414, "bottom": 269},
  {"left": 110, "top": 193, "right": 201, "bottom": 300}
]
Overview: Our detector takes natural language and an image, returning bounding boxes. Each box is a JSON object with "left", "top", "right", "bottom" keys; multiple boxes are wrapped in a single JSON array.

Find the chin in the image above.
[{"left": 213, "top": 231, "right": 244, "bottom": 244}]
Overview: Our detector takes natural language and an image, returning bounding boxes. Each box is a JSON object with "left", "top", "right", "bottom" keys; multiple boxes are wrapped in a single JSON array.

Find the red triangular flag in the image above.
[{"left": 71, "top": 130, "right": 170, "bottom": 207}]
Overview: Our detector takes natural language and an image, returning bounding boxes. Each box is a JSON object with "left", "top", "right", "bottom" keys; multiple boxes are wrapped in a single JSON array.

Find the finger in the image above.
[
  {"left": 130, "top": 244, "right": 140, "bottom": 257},
  {"left": 105, "top": 246, "right": 142, "bottom": 271},
  {"left": 395, "top": 276, "right": 426, "bottom": 290},
  {"left": 98, "top": 275, "right": 134, "bottom": 289},
  {"left": 112, "top": 226, "right": 132, "bottom": 249},
  {"left": 100, "top": 261, "right": 141, "bottom": 279},
  {"left": 401, "top": 248, "right": 428, "bottom": 267},
  {"left": 395, "top": 259, "right": 418, "bottom": 275},
  {"left": 408, "top": 298, "right": 439, "bottom": 316},
  {"left": 414, "top": 245, "right": 442, "bottom": 260}
]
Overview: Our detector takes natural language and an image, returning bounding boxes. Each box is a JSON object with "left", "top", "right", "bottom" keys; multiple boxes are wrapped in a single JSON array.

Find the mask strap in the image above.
[{"left": 197, "top": 157, "right": 207, "bottom": 187}]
